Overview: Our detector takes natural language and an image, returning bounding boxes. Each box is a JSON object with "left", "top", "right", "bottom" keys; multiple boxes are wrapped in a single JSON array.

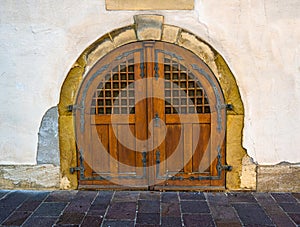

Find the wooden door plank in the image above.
[
  {"left": 153, "top": 49, "right": 166, "bottom": 184},
  {"left": 165, "top": 124, "right": 183, "bottom": 175},
  {"left": 144, "top": 42, "right": 155, "bottom": 185},
  {"left": 134, "top": 50, "right": 148, "bottom": 177},
  {"left": 165, "top": 114, "right": 211, "bottom": 124},
  {"left": 91, "top": 115, "right": 135, "bottom": 124},
  {"left": 83, "top": 116, "right": 93, "bottom": 179},
  {"left": 109, "top": 124, "right": 118, "bottom": 175},
  {"left": 117, "top": 124, "right": 136, "bottom": 174},
  {"left": 93, "top": 125, "right": 110, "bottom": 174},
  {"left": 183, "top": 123, "right": 193, "bottom": 173},
  {"left": 192, "top": 123, "right": 211, "bottom": 173}
]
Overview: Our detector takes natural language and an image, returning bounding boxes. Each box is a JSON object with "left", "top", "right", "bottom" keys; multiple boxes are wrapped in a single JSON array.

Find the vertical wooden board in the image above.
[
  {"left": 93, "top": 125, "right": 110, "bottom": 174},
  {"left": 165, "top": 124, "right": 183, "bottom": 174},
  {"left": 192, "top": 123, "right": 211, "bottom": 173},
  {"left": 117, "top": 124, "right": 136, "bottom": 173},
  {"left": 153, "top": 50, "right": 166, "bottom": 183},
  {"left": 83, "top": 120, "right": 93, "bottom": 178},
  {"left": 144, "top": 42, "right": 155, "bottom": 183},
  {"left": 183, "top": 124, "right": 193, "bottom": 173},
  {"left": 134, "top": 51, "right": 148, "bottom": 176},
  {"left": 109, "top": 125, "right": 118, "bottom": 175}
]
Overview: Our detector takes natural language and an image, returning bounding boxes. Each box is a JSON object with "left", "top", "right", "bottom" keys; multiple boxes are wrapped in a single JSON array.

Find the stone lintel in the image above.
[{"left": 106, "top": 0, "right": 194, "bottom": 10}]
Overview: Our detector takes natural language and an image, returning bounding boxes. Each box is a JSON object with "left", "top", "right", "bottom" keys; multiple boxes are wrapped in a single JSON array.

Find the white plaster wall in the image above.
[{"left": 0, "top": 0, "right": 299, "bottom": 165}]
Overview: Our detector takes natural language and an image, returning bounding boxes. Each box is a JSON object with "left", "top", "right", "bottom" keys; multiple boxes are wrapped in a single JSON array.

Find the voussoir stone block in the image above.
[
  {"left": 178, "top": 31, "right": 215, "bottom": 63},
  {"left": 134, "top": 15, "right": 164, "bottom": 41},
  {"left": 162, "top": 25, "right": 180, "bottom": 44},
  {"left": 87, "top": 36, "right": 114, "bottom": 68},
  {"left": 110, "top": 26, "right": 137, "bottom": 48}
]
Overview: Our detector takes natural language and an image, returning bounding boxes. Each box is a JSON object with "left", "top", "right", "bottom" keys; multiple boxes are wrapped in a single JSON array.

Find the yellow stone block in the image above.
[
  {"left": 215, "top": 54, "right": 244, "bottom": 115},
  {"left": 58, "top": 115, "right": 78, "bottom": 189},
  {"left": 226, "top": 115, "right": 247, "bottom": 189},
  {"left": 106, "top": 0, "right": 194, "bottom": 10}
]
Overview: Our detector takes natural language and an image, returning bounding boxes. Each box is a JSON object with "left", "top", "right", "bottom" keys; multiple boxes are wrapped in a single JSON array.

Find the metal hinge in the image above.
[
  {"left": 67, "top": 105, "right": 76, "bottom": 112},
  {"left": 67, "top": 105, "right": 83, "bottom": 112},
  {"left": 221, "top": 165, "right": 233, "bottom": 171},
  {"left": 226, "top": 104, "right": 233, "bottom": 111},
  {"left": 70, "top": 166, "right": 82, "bottom": 174}
]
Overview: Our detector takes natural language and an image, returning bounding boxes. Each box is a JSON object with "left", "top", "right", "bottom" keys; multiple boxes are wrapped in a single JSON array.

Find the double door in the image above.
[{"left": 75, "top": 41, "right": 226, "bottom": 190}]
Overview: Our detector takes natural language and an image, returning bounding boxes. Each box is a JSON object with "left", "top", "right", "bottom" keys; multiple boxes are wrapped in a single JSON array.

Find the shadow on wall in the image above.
[{"left": 37, "top": 106, "right": 60, "bottom": 166}]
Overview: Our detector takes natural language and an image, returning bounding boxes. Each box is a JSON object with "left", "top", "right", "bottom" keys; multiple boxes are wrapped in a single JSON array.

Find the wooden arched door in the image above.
[{"left": 74, "top": 41, "right": 228, "bottom": 190}]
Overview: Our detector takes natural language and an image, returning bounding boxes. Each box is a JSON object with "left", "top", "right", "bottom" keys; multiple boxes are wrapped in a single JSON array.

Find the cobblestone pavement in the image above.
[{"left": 0, "top": 190, "right": 299, "bottom": 226}]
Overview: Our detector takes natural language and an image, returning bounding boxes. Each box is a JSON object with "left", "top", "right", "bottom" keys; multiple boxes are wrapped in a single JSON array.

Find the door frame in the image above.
[{"left": 58, "top": 14, "right": 246, "bottom": 190}]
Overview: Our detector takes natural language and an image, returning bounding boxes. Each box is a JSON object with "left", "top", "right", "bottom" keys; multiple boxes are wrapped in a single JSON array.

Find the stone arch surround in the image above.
[{"left": 58, "top": 15, "right": 246, "bottom": 190}]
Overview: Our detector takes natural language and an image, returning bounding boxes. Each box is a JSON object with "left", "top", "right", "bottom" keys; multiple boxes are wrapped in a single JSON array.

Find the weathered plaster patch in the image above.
[
  {"left": 37, "top": 106, "right": 59, "bottom": 166},
  {"left": 0, "top": 164, "right": 60, "bottom": 189}
]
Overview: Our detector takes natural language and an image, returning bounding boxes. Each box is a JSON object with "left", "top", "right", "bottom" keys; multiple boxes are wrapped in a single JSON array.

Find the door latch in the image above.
[{"left": 154, "top": 113, "right": 159, "bottom": 127}]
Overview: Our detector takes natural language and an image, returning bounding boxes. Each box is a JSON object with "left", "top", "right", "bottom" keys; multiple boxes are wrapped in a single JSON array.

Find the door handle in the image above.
[{"left": 154, "top": 113, "right": 159, "bottom": 127}]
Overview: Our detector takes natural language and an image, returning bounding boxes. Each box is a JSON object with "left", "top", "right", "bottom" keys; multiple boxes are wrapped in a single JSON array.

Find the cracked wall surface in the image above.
[
  {"left": 1, "top": 0, "right": 299, "bottom": 166},
  {"left": 0, "top": 0, "right": 299, "bottom": 191}
]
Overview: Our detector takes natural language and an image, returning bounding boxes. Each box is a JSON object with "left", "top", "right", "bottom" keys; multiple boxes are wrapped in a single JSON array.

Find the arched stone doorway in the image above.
[{"left": 58, "top": 15, "right": 245, "bottom": 190}]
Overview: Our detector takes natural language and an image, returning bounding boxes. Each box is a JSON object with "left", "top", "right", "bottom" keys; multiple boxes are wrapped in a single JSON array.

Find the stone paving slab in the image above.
[{"left": 0, "top": 190, "right": 299, "bottom": 226}]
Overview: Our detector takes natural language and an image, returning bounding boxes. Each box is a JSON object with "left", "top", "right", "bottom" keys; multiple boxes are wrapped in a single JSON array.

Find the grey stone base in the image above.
[
  {"left": 0, "top": 164, "right": 60, "bottom": 189},
  {"left": 257, "top": 164, "right": 300, "bottom": 192},
  {"left": 1, "top": 163, "right": 299, "bottom": 192}
]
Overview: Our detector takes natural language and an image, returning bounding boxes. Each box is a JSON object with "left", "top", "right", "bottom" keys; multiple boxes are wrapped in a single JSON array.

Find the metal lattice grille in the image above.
[
  {"left": 164, "top": 57, "right": 210, "bottom": 114},
  {"left": 90, "top": 58, "right": 135, "bottom": 115}
]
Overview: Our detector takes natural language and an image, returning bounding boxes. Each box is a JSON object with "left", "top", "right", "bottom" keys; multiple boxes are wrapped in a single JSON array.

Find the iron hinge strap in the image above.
[
  {"left": 70, "top": 166, "right": 83, "bottom": 174},
  {"left": 67, "top": 104, "right": 83, "bottom": 112},
  {"left": 221, "top": 165, "right": 233, "bottom": 171},
  {"left": 156, "top": 150, "right": 160, "bottom": 164}
]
